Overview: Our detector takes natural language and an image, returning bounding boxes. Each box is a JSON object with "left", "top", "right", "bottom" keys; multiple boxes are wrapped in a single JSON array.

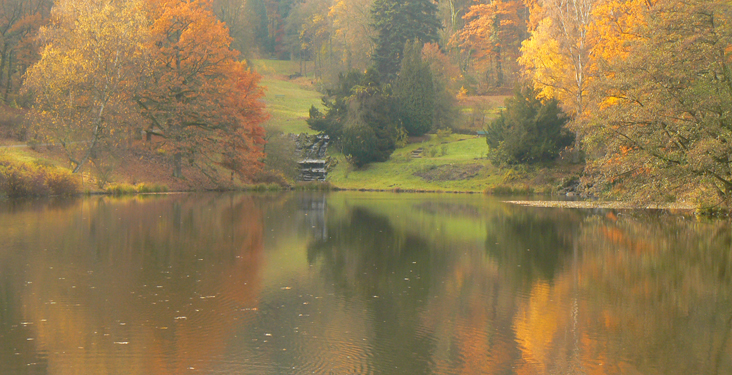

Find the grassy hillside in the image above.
[
  {"left": 250, "top": 59, "right": 580, "bottom": 194},
  {"left": 253, "top": 59, "right": 322, "bottom": 135}
]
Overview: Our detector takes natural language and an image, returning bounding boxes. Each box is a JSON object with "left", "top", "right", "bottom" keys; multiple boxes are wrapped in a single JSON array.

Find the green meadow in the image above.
[
  {"left": 253, "top": 59, "right": 322, "bottom": 135},
  {"left": 251, "top": 59, "right": 577, "bottom": 194}
]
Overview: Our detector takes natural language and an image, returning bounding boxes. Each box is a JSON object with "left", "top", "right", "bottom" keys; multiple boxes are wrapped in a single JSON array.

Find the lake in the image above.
[{"left": 0, "top": 192, "right": 730, "bottom": 374}]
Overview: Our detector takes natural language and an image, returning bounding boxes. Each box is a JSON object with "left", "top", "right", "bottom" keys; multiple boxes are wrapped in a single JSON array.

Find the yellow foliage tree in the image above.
[
  {"left": 329, "top": 0, "right": 375, "bottom": 71},
  {"left": 24, "top": 0, "right": 148, "bottom": 173},
  {"left": 519, "top": 0, "right": 597, "bottom": 162}
]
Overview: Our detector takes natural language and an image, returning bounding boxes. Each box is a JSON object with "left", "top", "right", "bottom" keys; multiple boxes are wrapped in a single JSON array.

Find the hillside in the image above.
[{"left": 252, "top": 59, "right": 580, "bottom": 194}]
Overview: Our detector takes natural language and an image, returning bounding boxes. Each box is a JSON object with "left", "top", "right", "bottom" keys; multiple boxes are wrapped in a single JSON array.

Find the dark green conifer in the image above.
[
  {"left": 486, "top": 86, "right": 574, "bottom": 165},
  {"left": 307, "top": 69, "right": 397, "bottom": 167},
  {"left": 371, "top": 0, "right": 440, "bottom": 81},
  {"left": 393, "top": 40, "right": 435, "bottom": 136}
]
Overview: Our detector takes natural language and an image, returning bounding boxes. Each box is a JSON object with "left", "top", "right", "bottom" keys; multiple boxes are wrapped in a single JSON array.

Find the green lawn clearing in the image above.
[{"left": 254, "top": 59, "right": 322, "bottom": 135}]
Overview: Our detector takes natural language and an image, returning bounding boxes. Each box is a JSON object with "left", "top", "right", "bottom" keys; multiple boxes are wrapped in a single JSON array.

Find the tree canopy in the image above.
[
  {"left": 371, "top": 0, "right": 440, "bottom": 81},
  {"left": 24, "top": 0, "right": 148, "bottom": 173},
  {"left": 308, "top": 69, "right": 396, "bottom": 167},
  {"left": 24, "top": 0, "right": 267, "bottom": 182}
]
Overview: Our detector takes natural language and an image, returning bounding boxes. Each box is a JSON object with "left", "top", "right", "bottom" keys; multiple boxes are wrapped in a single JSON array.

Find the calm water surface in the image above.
[{"left": 0, "top": 192, "right": 730, "bottom": 374}]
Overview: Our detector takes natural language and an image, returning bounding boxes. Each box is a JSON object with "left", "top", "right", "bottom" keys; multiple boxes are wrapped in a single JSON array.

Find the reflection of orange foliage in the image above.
[
  {"left": 513, "top": 280, "right": 565, "bottom": 375},
  {"left": 600, "top": 226, "right": 655, "bottom": 255},
  {"left": 17, "top": 195, "right": 264, "bottom": 375},
  {"left": 421, "top": 256, "right": 519, "bottom": 373}
]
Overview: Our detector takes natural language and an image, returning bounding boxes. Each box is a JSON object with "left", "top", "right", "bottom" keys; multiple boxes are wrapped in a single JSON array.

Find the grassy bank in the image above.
[
  {"left": 254, "top": 59, "right": 322, "bottom": 135},
  {"left": 326, "top": 133, "right": 581, "bottom": 194}
]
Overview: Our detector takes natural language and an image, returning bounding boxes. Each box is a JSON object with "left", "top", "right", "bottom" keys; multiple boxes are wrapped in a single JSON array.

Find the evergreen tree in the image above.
[
  {"left": 308, "top": 69, "right": 397, "bottom": 167},
  {"left": 371, "top": 0, "right": 440, "bottom": 81},
  {"left": 342, "top": 70, "right": 397, "bottom": 167},
  {"left": 485, "top": 86, "right": 574, "bottom": 165},
  {"left": 393, "top": 40, "right": 435, "bottom": 136},
  {"left": 307, "top": 71, "right": 364, "bottom": 141}
]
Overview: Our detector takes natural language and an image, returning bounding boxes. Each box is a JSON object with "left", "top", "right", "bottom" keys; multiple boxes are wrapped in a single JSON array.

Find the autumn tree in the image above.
[
  {"left": 329, "top": 0, "right": 375, "bottom": 72},
  {"left": 456, "top": 0, "right": 528, "bottom": 90},
  {"left": 519, "top": 0, "right": 596, "bottom": 162},
  {"left": 371, "top": 0, "right": 440, "bottom": 81},
  {"left": 0, "top": 0, "right": 52, "bottom": 106},
  {"left": 213, "top": 0, "right": 256, "bottom": 58},
  {"left": 137, "top": 0, "right": 266, "bottom": 180},
  {"left": 24, "top": 0, "right": 148, "bottom": 173},
  {"left": 584, "top": 0, "right": 732, "bottom": 205},
  {"left": 284, "top": 0, "right": 331, "bottom": 77}
]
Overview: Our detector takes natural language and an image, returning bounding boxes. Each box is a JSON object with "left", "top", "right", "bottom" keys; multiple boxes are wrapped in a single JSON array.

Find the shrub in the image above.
[
  {"left": 135, "top": 183, "right": 168, "bottom": 193},
  {"left": 45, "top": 168, "right": 80, "bottom": 196},
  {"left": 252, "top": 169, "right": 291, "bottom": 187},
  {"left": 0, "top": 162, "right": 49, "bottom": 197},
  {"left": 0, "top": 155, "right": 80, "bottom": 197},
  {"left": 436, "top": 128, "right": 452, "bottom": 140},
  {"left": 250, "top": 183, "right": 283, "bottom": 192},
  {"left": 106, "top": 183, "right": 137, "bottom": 195},
  {"left": 486, "top": 86, "right": 574, "bottom": 165},
  {"left": 294, "top": 181, "right": 335, "bottom": 191}
]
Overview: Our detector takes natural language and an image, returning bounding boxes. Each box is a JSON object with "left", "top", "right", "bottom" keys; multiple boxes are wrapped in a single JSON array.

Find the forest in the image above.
[{"left": 0, "top": 0, "right": 729, "bottom": 208}]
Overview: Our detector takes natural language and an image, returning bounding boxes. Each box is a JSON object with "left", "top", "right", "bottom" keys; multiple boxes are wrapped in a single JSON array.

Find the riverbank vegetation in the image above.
[{"left": 0, "top": 0, "right": 727, "bottom": 210}]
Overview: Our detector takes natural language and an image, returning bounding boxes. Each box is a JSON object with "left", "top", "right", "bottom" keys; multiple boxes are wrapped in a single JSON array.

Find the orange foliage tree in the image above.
[
  {"left": 0, "top": 0, "right": 52, "bottom": 105},
  {"left": 136, "top": 0, "right": 267, "bottom": 180},
  {"left": 456, "top": 0, "right": 529, "bottom": 90}
]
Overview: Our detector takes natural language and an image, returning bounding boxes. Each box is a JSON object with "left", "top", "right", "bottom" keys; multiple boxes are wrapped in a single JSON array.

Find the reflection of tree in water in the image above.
[
  {"left": 513, "top": 213, "right": 732, "bottom": 375},
  {"left": 573, "top": 215, "right": 732, "bottom": 374},
  {"left": 0, "top": 195, "right": 265, "bottom": 374},
  {"left": 485, "top": 207, "right": 581, "bottom": 283},
  {"left": 307, "top": 206, "right": 440, "bottom": 374}
]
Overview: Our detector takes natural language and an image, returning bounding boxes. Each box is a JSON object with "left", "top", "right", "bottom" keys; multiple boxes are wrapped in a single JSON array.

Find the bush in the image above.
[
  {"left": 105, "top": 182, "right": 168, "bottom": 195},
  {"left": 0, "top": 162, "right": 49, "bottom": 197},
  {"left": 252, "top": 169, "right": 291, "bottom": 187},
  {"left": 486, "top": 86, "right": 574, "bottom": 165},
  {"left": 135, "top": 183, "right": 168, "bottom": 193},
  {"left": 45, "top": 168, "right": 81, "bottom": 196},
  {"left": 263, "top": 133, "right": 298, "bottom": 181},
  {"left": 106, "top": 183, "right": 137, "bottom": 195},
  {"left": 0, "top": 155, "right": 80, "bottom": 197},
  {"left": 436, "top": 128, "right": 452, "bottom": 140},
  {"left": 250, "top": 183, "right": 282, "bottom": 192}
]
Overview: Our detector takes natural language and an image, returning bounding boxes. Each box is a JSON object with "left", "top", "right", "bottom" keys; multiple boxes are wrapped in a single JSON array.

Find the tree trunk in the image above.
[
  {"left": 0, "top": 45, "right": 8, "bottom": 97},
  {"left": 4, "top": 50, "right": 12, "bottom": 103},
  {"left": 173, "top": 153, "right": 183, "bottom": 178}
]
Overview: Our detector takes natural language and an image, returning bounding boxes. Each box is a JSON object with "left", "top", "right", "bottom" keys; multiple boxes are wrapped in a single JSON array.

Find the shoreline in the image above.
[{"left": 504, "top": 200, "right": 696, "bottom": 212}]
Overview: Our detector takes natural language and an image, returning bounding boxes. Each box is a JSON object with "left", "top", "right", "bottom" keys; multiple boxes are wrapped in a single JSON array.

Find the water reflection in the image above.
[
  {"left": 0, "top": 193, "right": 730, "bottom": 374},
  {"left": 1, "top": 195, "right": 265, "bottom": 374}
]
